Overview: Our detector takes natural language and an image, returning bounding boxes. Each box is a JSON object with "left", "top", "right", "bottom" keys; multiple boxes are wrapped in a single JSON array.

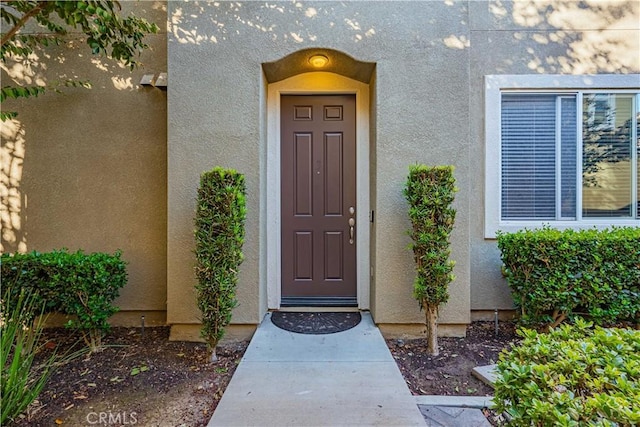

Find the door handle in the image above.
[{"left": 348, "top": 217, "right": 355, "bottom": 244}]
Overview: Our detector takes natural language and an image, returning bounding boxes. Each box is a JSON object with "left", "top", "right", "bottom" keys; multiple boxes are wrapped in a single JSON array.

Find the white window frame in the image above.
[{"left": 485, "top": 74, "right": 640, "bottom": 238}]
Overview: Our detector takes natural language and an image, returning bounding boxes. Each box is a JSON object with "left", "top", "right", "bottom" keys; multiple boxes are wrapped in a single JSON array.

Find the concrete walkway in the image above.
[{"left": 208, "top": 312, "right": 427, "bottom": 426}]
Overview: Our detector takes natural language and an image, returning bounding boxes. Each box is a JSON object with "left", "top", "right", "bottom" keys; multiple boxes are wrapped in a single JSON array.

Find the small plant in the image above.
[
  {"left": 194, "top": 167, "right": 246, "bottom": 362},
  {"left": 494, "top": 319, "right": 640, "bottom": 425},
  {"left": 404, "top": 165, "right": 457, "bottom": 355},
  {"left": 0, "top": 289, "right": 57, "bottom": 424}
]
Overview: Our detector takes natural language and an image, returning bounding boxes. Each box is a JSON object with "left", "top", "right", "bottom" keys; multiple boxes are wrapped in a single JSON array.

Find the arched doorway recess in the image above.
[{"left": 263, "top": 49, "right": 375, "bottom": 309}]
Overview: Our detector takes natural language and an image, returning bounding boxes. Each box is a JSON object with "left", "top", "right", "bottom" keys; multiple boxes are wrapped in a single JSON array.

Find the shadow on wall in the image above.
[
  {"left": 489, "top": 0, "right": 639, "bottom": 73},
  {"left": 0, "top": 119, "right": 27, "bottom": 253},
  {"left": 0, "top": 0, "right": 166, "bottom": 254},
  {"left": 168, "top": 0, "right": 637, "bottom": 73},
  {"left": 168, "top": 2, "right": 379, "bottom": 46},
  {"left": 1, "top": 0, "right": 637, "bottom": 253}
]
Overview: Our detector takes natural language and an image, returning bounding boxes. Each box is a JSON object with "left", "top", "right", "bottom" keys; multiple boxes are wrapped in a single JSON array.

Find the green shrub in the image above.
[
  {"left": 494, "top": 319, "right": 640, "bottom": 426},
  {"left": 194, "top": 167, "right": 246, "bottom": 362},
  {"left": 0, "top": 249, "right": 128, "bottom": 351},
  {"left": 1, "top": 289, "right": 57, "bottom": 424},
  {"left": 497, "top": 226, "right": 640, "bottom": 327},
  {"left": 404, "top": 164, "right": 457, "bottom": 355}
]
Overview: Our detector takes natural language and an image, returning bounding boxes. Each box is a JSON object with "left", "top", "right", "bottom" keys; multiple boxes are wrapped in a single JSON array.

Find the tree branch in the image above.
[{"left": 0, "top": 1, "right": 48, "bottom": 48}]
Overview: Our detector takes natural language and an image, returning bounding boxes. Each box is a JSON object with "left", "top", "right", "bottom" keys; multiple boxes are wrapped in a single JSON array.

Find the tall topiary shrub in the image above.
[
  {"left": 404, "top": 165, "right": 457, "bottom": 355},
  {"left": 194, "top": 167, "right": 246, "bottom": 362}
]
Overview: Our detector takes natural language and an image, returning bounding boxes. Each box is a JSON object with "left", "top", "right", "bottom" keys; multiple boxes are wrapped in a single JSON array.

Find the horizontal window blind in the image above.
[
  {"left": 560, "top": 97, "right": 577, "bottom": 219},
  {"left": 501, "top": 94, "right": 556, "bottom": 219}
]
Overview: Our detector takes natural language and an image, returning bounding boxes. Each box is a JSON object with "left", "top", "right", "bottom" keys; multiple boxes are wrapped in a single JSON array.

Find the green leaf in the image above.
[
  {"left": 1, "top": 0, "right": 157, "bottom": 115},
  {"left": 130, "top": 365, "right": 148, "bottom": 376}
]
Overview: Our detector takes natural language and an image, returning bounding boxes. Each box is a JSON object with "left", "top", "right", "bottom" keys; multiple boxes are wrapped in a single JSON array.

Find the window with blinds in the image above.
[{"left": 500, "top": 92, "right": 638, "bottom": 221}]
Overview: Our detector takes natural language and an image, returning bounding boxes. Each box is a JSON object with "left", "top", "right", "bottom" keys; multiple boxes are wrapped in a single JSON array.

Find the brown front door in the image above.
[{"left": 280, "top": 95, "right": 357, "bottom": 306}]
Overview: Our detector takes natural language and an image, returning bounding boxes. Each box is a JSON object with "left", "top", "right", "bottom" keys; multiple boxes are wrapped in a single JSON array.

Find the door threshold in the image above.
[
  {"left": 281, "top": 296, "right": 357, "bottom": 307},
  {"left": 274, "top": 307, "right": 361, "bottom": 313}
]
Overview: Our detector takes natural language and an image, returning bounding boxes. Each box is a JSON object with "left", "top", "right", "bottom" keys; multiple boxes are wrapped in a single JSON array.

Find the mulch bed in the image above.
[
  {"left": 386, "top": 321, "right": 521, "bottom": 397},
  {"left": 10, "top": 327, "right": 247, "bottom": 427}
]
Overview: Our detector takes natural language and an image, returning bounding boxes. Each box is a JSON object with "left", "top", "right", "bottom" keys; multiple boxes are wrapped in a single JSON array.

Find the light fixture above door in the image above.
[{"left": 308, "top": 54, "right": 329, "bottom": 68}]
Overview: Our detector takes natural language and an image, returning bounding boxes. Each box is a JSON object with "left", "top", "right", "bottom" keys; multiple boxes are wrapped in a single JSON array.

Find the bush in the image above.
[
  {"left": 404, "top": 164, "right": 457, "bottom": 355},
  {"left": 1, "top": 249, "right": 128, "bottom": 351},
  {"left": 497, "top": 226, "right": 640, "bottom": 327},
  {"left": 494, "top": 319, "right": 640, "bottom": 426},
  {"left": 194, "top": 167, "right": 246, "bottom": 362},
  {"left": 1, "top": 289, "right": 58, "bottom": 424}
]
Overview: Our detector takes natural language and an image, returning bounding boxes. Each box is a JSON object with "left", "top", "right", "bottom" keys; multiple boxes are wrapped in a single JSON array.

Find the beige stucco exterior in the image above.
[
  {"left": 2, "top": 1, "right": 639, "bottom": 340},
  {"left": 1, "top": 2, "right": 168, "bottom": 320},
  {"left": 166, "top": 0, "right": 475, "bottom": 336}
]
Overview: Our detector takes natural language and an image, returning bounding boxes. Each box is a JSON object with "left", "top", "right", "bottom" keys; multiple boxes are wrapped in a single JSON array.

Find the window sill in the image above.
[{"left": 485, "top": 219, "right": 640, "bottom": 239}]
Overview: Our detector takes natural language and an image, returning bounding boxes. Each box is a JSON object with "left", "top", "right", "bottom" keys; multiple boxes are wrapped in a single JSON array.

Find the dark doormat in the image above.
[{"left": 270, "top": 311, "right": 362, "bottom": 335}]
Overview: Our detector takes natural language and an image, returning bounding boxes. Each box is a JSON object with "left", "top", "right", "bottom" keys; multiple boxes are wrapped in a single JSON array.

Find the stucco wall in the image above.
[
  {"left": 1, "top": 2, "right": 168, "bottom": 318},
  {"left": 167, "top": 0, "right": 474, "bottom": 329},
  {"left": 167, "top": 0, "right": 639, "bottom": 333},
  {"left": 370, "top": 2, "right": 472, "bottom": 326},
  {"left": 4, "top": 0, "right": 637, "bottom": 333}
]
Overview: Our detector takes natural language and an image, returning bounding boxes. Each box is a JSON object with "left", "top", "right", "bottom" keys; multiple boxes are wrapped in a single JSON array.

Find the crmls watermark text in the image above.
[{"left": 86, "top": 411, "right": 138, "bottom": 425}]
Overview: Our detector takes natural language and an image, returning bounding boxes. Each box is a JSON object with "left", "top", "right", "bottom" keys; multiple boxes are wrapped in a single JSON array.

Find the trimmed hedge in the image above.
[
  {"left": 0, "top": 249, "right": 127, "bottom": 351},
  {"left": 497, "top": 227, "right": 640, "bottom": 326},
  {"left": 494, "top": 319, "right": 640, "bottom": 426},
  {"left": 194, "top": 167, "right": 246, "bottom": 361}
]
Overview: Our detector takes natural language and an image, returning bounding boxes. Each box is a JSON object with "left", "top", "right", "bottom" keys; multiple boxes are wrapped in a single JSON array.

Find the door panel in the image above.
[
  {"left": 324, "top": 231, "right": 344, "bottom": 280},
  {"left": 294, "top": 133, "right": 313, "bottom": 215},
  {"left": 324, "top": 133, "right": 344, "bottom": 216},
  {"left": 281, "top": 95, "right": 357, "bottom": 304},
  {"left": 294, "top": 231, "right": 313, "bottom": 280}
]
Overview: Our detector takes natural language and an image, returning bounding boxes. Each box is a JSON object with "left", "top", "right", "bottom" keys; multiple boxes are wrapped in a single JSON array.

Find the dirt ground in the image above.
[
  {"left": 388, "top": 321, "right": 520, "bottom": 426},
  {"left": 386, "top": 320, "right": 520, "bottom": 397},
  {"left": 11, "top": 321, "right": 518, "bottom": 426},
  {"left": 11, "top": 327, "right": 247, "bottom": 427}
]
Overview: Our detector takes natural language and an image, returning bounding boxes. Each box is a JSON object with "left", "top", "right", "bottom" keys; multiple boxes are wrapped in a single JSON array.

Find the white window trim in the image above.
[{"left": 485, "top": 74, "right": 640, "bottom": 238}]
